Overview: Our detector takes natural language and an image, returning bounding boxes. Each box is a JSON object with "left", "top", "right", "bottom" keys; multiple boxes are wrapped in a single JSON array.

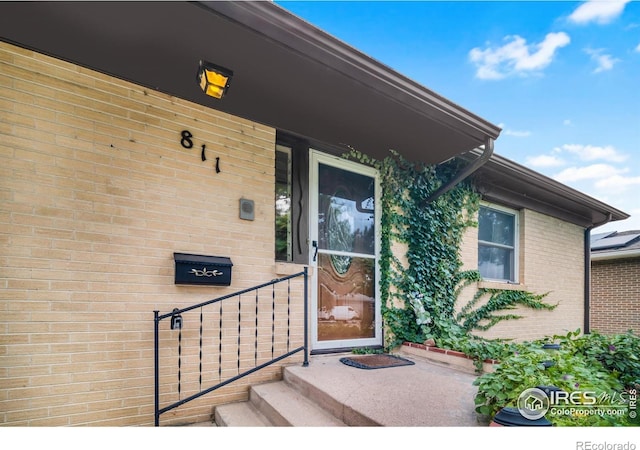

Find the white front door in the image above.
[{"left": 309, "top": 151, "right": 382, "bottom": 351}]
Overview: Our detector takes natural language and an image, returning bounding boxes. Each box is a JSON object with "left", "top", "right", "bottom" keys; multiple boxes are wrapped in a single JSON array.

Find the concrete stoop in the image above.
[
  {"left": 214, "top": 367, "right": 350, "bottom": 427},
  {"left": 214, "top": 351, "right": 482, "bottom": 427}
]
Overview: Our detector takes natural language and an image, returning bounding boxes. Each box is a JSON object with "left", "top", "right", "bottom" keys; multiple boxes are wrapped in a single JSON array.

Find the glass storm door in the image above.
[{"left": 310, "top": 151, "right": 381, "bottom": 351}]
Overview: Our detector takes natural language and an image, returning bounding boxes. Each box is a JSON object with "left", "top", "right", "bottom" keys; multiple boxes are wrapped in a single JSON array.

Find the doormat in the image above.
[{"left": 339, "top": 354, "right": 415, "bottom": 370}]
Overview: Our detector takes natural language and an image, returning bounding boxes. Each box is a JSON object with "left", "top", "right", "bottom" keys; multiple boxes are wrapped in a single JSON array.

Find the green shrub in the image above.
[
  {"left": 556, "top": 330, "right": 640, "bottom": 389},
  {"left": 474, "top": 330, "right": 639, "bottom": 426}
]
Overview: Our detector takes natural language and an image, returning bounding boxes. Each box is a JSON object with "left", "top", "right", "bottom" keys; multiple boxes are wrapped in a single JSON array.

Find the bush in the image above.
[
  {"left": 473, "top": 330, "right": 640, "bottom": 426},
  {"left": 545, "top": 330, "right": 640, "bottom": 389}
]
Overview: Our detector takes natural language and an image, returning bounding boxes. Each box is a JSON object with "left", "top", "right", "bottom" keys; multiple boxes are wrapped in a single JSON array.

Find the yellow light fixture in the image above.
[{"left": 197, "top": 60, "right": 233, "bottom": 99}]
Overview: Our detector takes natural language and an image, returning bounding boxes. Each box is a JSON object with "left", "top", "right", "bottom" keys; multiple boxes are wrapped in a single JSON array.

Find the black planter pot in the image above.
[
  {"left": 490, "top": 407, "right": 552, "bottom": 427},
  {"left": 542, "top": 343, "right": 561, "bottom": 351}
]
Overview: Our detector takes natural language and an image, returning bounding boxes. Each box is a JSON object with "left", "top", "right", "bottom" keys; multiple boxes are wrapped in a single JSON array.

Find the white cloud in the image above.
[
  {"left": 554, "top": 164, "right": 624, "bottom": 183},
  {"left": 568, "top": 0, "right": 631, "bottom": 25},
  {"left": 563, "top": 119, "right": 573, "bottom": 126},
  {"left": 595, "top": 174, "right": 640, "bottom": 193},
  {"left": 557, "top": 143, "right": 627, "bottom": 162},
  {"left": 526, "top": 155, "right": 566, "bottom": 168},
  {"left": 497, "top": 123, "right": 531, "bottom": 137},
  {"left": 585, "top": 48, "right": 620, "bottom": 73},
  {"left": 504, "top": 129, "right": 532, "bottom": 137},
  {"left": 636, "top": 42, "right": 640, "bottom": 52},
  {"left": 469, "top": 32, "right": 570, "bottom": 80}
]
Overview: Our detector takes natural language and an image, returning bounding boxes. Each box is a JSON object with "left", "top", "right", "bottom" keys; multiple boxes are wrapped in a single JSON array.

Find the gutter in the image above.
[
  {"left": 422, "top": 137, "right": 494, "bottom": 205},
  {"left": 584, "top": 213, "right": 612, "bottom": 335},
  {"left": 591, "top": 248, "right": 640, "bottom": 261}
]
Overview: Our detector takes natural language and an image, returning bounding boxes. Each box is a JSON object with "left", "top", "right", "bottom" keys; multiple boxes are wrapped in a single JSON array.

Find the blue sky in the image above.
[{"left": 277, "top": 0, "right": 640, "bottom": 233}]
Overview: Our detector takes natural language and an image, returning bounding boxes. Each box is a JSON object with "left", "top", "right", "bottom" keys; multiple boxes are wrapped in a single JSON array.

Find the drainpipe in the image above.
[
  {"left": 584, "top": 213, "right": 612, "bottom": 334},
  {"left": 422, "top": 137, "right": 494, "bottom": 205}
]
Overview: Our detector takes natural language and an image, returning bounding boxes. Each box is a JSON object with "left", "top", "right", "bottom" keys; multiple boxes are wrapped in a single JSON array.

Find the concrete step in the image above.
[
  {"left": 214, "top": 368, "right": 347, "bottom": 427},
  {"left": 214, "top": 401, "right": 272, "bottom": 426},
  {"left": 283, "top": 364, "right": 378, "bottom": 426},
  {"left": 251, "top": 381, "right": 346, "bottom": 426}
]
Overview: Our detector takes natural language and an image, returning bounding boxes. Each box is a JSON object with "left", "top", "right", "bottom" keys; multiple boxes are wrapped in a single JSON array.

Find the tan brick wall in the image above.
[
  {"left": 458, "top": 207, "right": 586, "bottom": 341},
  {"left": 590, "top": 257, "right": 640, "bottom": 335},
  {"left": 0, "top": 42, "right": 308, "bottom": 426}
]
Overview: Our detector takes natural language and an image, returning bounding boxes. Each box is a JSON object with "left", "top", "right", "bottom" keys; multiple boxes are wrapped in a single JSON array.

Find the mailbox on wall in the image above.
[{"left": 173, "top": 253, "right": 233, "bottom": 286}]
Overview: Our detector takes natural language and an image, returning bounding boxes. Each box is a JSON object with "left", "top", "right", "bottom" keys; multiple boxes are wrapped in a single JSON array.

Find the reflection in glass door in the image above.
[{"left": 310, "top": 152, "right": 381, "bottom": 351}]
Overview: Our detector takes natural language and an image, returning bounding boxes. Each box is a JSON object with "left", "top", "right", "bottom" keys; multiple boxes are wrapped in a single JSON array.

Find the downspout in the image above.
[
  {"left": 584, "top": 212, "right": 612, "bottom": 334},
  {"left": 422, "top": 137, "right": 494, "bottom": 205}
]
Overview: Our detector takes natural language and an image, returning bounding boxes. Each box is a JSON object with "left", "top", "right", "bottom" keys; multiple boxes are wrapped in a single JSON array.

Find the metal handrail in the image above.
[{"left": 154, "top": 267, "right": 308, "bottom": 426}]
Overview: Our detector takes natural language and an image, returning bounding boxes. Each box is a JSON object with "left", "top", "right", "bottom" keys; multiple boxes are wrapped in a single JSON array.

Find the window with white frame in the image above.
[{"left": 478, "top": 204, "right": 519, "bottom": 283}]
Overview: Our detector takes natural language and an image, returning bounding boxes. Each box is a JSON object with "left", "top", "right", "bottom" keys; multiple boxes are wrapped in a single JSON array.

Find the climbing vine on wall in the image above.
[
  {"left": 456, "top": 288, "right": 556, "bottom": 333},
  {"left": 344, "top": 148, "right": 557, "bottom": 365}
]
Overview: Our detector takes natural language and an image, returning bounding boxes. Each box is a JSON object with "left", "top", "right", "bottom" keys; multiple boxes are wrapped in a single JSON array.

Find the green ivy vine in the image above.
[
  {"left": 344, "top": 148, "right": 557, "bottom": 368},
  {"left": 457, "top": 288, "right": 557, "bottom": 332}
]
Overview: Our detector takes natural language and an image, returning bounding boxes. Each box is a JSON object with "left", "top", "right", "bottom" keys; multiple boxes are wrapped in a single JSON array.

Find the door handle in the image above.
[{"left": 312, "top": 240, "right": 318, "bottom": 262}]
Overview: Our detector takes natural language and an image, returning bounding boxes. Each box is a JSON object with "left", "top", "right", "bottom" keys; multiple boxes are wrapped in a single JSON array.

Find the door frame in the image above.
[{"left": 309, "top": 150, "right": 382, "bottom": 351}]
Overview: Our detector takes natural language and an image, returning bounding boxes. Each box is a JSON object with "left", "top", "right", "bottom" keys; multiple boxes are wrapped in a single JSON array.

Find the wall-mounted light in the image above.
[{"left": 197, "top": 60, "right": 233, "bottom": 99}]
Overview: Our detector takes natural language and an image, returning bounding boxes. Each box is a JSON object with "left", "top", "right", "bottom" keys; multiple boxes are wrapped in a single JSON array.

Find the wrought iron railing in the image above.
[{"left": 153, "top": 268, "right": 308, "bottom": 426}]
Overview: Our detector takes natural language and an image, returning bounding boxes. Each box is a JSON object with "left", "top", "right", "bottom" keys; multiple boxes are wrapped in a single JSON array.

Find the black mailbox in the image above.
[{"left": 173, "top": 253, "right": 233, "bottom": 286}]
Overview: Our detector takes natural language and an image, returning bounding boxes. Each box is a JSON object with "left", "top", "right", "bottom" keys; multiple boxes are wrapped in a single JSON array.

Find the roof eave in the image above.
[
  {"left": 591, "top": 249, "right": 640, "bottom": 261},
  {"left": 468, "top": 152, "right": 630, "bottom": 227},
  {"left": 0, "top": 1, "right": 501, "bottom": 165},
  {"left": 205, "top": 1, "right": 501, "bottom": 142}
]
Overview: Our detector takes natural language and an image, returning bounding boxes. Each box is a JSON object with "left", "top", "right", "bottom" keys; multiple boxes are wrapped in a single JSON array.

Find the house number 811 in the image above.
[{"left": 180, "top": 130, "right": 221, "bottom": 173}]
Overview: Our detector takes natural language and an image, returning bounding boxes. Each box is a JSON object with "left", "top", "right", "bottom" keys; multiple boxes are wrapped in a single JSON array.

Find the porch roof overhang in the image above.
[
  {"left": 0, "top": 1, "right": 500, "bottom": 165},
  {"left": 470, "top": 153, "right": 630, "bottom": 229}
]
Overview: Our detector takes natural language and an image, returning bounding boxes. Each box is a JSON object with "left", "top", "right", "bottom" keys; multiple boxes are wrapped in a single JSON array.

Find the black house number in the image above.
[{"left": 180, "top": 130, "right": 221, "bottom": 173}]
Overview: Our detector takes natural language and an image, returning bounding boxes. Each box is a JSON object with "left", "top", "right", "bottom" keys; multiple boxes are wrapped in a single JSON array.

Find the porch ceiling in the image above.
[{"left": 0, "top": 1, "right": 500, "bottom": 165}]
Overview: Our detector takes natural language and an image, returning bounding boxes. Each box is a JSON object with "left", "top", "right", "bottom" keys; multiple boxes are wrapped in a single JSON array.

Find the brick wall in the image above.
[
  {"left": 458, "top": 208, "right": 586, "bottom": 341},
  {"left": 0, "top": 42, "right": 307, "bottom": 426},
  {"left": 590, "top": 257, "right": 640, "bottom": 335}
]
